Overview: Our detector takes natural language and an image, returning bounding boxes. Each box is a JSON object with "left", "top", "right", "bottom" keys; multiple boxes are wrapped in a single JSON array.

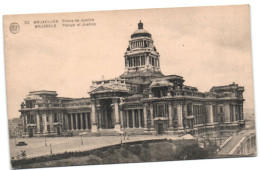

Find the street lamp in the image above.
[
  {"left": 81, "top": 135, "right": 83, "bottom": 145},
  {"left": 50, "top": 143, "right": 52, "bottom": 154}
]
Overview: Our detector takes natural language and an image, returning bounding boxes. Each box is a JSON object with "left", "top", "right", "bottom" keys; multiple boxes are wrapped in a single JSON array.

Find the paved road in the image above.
[{"left": 10, "top": 134, "right": 194, "bottom": 159}]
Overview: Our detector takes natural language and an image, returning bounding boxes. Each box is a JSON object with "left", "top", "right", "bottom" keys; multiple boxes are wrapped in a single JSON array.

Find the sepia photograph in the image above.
[{"left": 3, "top": 4, "right": 256, "bottom": 169}]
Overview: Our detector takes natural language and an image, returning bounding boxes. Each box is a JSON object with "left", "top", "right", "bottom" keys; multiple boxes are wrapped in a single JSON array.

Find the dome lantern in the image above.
[{"left": 138, "top": 20, "right": 143, "bottom": 29}]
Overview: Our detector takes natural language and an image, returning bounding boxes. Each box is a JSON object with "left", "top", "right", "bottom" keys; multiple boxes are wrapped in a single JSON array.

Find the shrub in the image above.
[
  {"left": 120, "top": 148, "right": 129, "bottom": 158},
  {"left": 102, "top": 155, "right": 118, "bottom": 164},
  {"left": 87, "top": 156, "right": 101, "bottom": 165},
  {"left": 94, "top": 150, "right": 105, "bottom": 158},
  {"left": 15, "top": 154, "right": 20, "bottom": 160},
  {"left": 20, "top": 150, "right": 27, "bottom": 159},
  {"left": 142, "top": 141, "right": 149, "bottom": 149},
  {"left": 121, "top": 143, "right": 129, "bottom": 150},
  {"left": 176, "top": 143, "right": 209, "bottom": 160},
  {"left": 140, "top": 149, "right": 151, "bottom": 161},
  {"left": 107, "top": 148, "right": 115, "bottom": 155},
  {"left": 129, "top": 145, "right": 142, "bottom": 155}
]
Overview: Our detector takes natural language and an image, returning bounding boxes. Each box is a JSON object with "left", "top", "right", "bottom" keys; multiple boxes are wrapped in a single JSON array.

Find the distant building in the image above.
[
  {"left": 8, "top": 117, "right": 23, "bottom": 138},
  {"left": 19, "top": 21, "right": 245, "bottom": 137}
]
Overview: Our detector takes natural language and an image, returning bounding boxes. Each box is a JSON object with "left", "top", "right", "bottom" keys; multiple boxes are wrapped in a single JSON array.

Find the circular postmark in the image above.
[{"left": 9, "top": 22, "right": 20, "bottom": 34}]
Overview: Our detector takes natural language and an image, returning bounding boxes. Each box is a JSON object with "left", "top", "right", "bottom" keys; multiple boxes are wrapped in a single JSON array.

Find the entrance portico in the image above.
[{"left": 88, "top": 78, "right": 129, "bottom": 132}]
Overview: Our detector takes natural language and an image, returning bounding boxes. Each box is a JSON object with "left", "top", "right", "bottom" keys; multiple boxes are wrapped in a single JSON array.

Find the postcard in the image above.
[{"left": 3, "top": 5, "right": 256, "bottom": 169}]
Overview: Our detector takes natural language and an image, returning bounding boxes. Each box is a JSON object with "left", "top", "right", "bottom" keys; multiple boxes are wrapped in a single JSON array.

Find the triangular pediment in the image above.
[{"left": 90, "top": 86, "right": 114, "bottom": 93}]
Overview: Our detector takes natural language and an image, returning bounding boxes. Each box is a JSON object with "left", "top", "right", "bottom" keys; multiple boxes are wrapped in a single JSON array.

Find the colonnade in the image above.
[
  {"left": 66, "top": 113, "right": 90, "bottom": 130},
  {"left": 126, "top": 56, "right": 159, "bottom": 68},
  {"left": 123, "top": 109, "right": 144, "bottom": 128},
  {"left": 224, "top": 103, "right": 244, "bottom": 123},
  {"left": 130, "top": 40, "right": 152, "bottom": 49},
  {"left": 20, "top": 102, "right": 245, "bottom": 135}
]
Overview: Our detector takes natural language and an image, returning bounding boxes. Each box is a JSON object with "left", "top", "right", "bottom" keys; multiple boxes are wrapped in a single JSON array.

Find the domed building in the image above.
[{"left": 19, "top": 21, "right": 245, "bottom": 137}]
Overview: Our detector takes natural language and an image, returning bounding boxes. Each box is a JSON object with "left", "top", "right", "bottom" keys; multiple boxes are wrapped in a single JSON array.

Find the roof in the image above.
[
  {"left": 150, "top": 79, "right": 173, "bottom": 88},
  {"left": 120, "top": 70, "right": 164, "bottom": 78},
  {"left": 66, "top": 98, "right": 91, "bottom": 104},
  {"left": 131, "top": 21, "right": 151, "bottom": 39},
  {"left": 210, "top": 83, "right": 244, "bottom": 93},
  {"left": 24, "top": 94, "right": 43, "bottom": 101},
  {"left": 89, "top": 78, "right": 129, "bottom": 94},
  {"left": 29, "top": 90, "right": 57, "bottom": 95},
  {"left": 132, "top": 28, "right": 150, "bottom": 35}
]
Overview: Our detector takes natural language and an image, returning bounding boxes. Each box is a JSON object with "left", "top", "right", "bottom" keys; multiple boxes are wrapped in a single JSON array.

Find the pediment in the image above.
[{"left": 90, "top": 86, "right": 113, "bottom": 93}]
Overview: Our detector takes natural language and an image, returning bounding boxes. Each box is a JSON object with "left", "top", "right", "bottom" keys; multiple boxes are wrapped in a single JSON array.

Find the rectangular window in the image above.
[
  {"left": 219, "top": 106, "right": 224, "bottom": 113},
  {"left": 158, "top": 105, "right": 164, "bottom": 117},
  {"left": 54, "top": 113, "right": 58, "bottom": 122},
  {"left": 128, "top": 58, "right": 131, "bottom": 67},
  {"left": 47, "top": 125, "right": 50, "bottom": 132},
  {"left": 136, "top": 57, "right": 140, "bottom": 66},
  {"left": 141, "top": 56, "right": 145, "bottom": 65}
]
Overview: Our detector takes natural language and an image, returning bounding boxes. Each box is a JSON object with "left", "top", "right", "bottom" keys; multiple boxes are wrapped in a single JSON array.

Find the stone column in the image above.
[
  {"left": 233, "top": 105, "right": 236, "bottom": 122},
  {"left": 119, "top": 104, "right": 124, "bottom": 129},
  {"left": 224, "top": 104, "right": 231, "bottom": 123},
  {"left": 132, "top": 110, "right": 136, "bottom": 128},
  {"left": 64, "top": 114, "right": 69, "bottom": 130},
  {"left": 183, "top": 104, "right": 187, "bottom": 117},
  {"left": 70, "top": 114, "right": 74, "bottom": 130},
  {"left": 143, "top": 105, "right": 148, "bottom": 129},
  {"left": 91, "top": 100, "right": 97, "bottom": 132},
  {"left": 97, "top": 108, "right": 102, "bottom": 130},
  {"left": 49, "top": 113, "right": 54, "bottom": 133},
  {"left": 183, "top": 104, "right": 187, "bottom": 128},
  {"left": 138, "top": 109, "right": 141, "bottom": 128},
  {"left": 43, "top": 113, "right": 47, "bottom": 133},
  {"left": 75, "top": 113, "right": 79, "bottom": 130},
  {"left": 60, "top": 113, "right": 64, "bottom": 129},
  {"left": 126, "top": 111, "right": 130, "bottom": 128},
  {"left": 168, "top": 103, "right": 173, "bottom": 129},
  {"left": 104, "top": 109, "right": 108, "bottom": 129},
  {"left": 113, "top": 99, "right": 121, "bottom": 131},
  {"left": 146, "top": 55, "right": 149, "bottom": 66},
  {"left": 240, "top": 105, "right": 244, "bottom": 120},
  {"left": 21, "top": 115, "right": 25, "bottom": 133},
  {"left": 207, "top": 105, "right": 214, "bottom": 124},
  {"left": 114, "top": 99, "right": 119, "bottom": 124},
  {"left": 25, "top": 114, "right": 28, "bottom": 127},
  {"left": 36, "top": 113, "right": 40, "bottom": 133},
  {"left": 85, "top": 113, "right": 89, "bottom": 130},
  {"left": 177, "top": 104, "right": 183, "bottom": 129},
  {"left": 150, "top": 105, "right": 154, "bottom": 127},
  {"left": 80, "top": 113, "right": 84, "bottom": 130}
]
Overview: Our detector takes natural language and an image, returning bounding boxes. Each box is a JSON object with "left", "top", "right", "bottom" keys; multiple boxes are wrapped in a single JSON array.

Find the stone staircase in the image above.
[{"left": 217, "top": 135, "right": 244, "bottom": 155}]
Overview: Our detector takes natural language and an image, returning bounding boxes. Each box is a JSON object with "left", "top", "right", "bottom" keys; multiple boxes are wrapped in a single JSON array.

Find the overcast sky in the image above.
[{"left": 4, "top": 5, "right": 254, "bottom": 119}]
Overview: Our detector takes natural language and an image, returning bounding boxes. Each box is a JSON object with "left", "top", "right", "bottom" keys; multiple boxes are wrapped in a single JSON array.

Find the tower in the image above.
[{"left": 120, "top": 21, "right": 164, "bottom": 84}]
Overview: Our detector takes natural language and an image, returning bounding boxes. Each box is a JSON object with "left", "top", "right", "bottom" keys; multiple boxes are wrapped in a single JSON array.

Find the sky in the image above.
[{"left": 4, "top": 5, "right": 254, "bottom": 118}]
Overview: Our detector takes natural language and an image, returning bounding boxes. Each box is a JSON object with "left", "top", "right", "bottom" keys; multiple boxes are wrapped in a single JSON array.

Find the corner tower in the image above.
[{"left": 120, "top": 21, "right": 164, "bottom": 83}]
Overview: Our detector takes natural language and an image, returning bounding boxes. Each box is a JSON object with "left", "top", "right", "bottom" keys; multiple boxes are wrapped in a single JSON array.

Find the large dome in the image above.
[{"left": 131, "top": 21, "right": 151, "bottom": 38}]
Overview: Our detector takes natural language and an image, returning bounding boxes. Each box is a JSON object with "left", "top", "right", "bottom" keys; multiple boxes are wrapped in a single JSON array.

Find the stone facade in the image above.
[{"left": 19, "top": 21, "right": 245, "bottom": 137}]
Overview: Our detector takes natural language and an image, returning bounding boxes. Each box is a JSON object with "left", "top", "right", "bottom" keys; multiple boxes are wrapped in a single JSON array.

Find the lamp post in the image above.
[
  {"left": 81, "top": 135, "right": 83, "bottom": 145},
  {"left": 50, "top": 143, "right": 52, "bottom": 154}
]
